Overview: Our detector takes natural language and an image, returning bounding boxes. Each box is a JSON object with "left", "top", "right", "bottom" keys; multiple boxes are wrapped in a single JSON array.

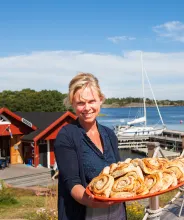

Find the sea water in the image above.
[
  {"left": 97, "top": 106, "right": 184, "bottom": 160},
  {"left": 97, "top": 106, "right": 184, "bottom": 131}
]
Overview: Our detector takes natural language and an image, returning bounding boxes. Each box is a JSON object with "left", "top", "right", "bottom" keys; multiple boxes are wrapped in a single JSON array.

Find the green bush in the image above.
[{"left": 0, "top": 181, "right": 18, "bottom": 205}]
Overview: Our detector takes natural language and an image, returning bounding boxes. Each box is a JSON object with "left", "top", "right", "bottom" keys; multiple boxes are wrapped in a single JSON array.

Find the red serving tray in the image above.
[{"left": 86, "top": 181, "right": 184, "bottom": 202}]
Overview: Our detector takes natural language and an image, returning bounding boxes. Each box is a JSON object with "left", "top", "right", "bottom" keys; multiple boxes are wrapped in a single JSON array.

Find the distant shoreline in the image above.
[{"left": 101, "top": 104, "right": 182, "bottom": 108}]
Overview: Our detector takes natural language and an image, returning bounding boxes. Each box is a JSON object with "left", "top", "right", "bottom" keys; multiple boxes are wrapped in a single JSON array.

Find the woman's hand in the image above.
[
  {"left": 83, "top": 191, "right": 116, "bottom": 208},
  {"left": 71, "top": 184, "right": 119, "bottom": 208}
]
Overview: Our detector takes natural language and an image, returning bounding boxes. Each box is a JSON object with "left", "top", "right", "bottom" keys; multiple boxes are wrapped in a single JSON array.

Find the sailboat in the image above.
[{"left": 114, "top": 53, "right": 166, "bottom": 137}]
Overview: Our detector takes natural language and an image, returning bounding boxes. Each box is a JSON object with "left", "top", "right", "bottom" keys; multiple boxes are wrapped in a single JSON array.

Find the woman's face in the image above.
[{"left": 72, "top": 85, "right": 102, "bottom": 124}]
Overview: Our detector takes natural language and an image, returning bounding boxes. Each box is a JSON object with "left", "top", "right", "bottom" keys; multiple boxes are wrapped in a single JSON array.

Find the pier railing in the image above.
[{"left": 142, "top": 133, "right": 184, "bottom": 220}]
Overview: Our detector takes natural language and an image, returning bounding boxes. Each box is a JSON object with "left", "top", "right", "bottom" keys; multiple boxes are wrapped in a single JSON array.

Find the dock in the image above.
[
  {"left": 117, "top": 129, "right": 184, "bottom": 155},
  {"left": 150, "top": 129, "right": 183, "bottom": 149},
  {"left": 131, "top": 147, "right": 180, "bottom": 158},
  {"left": 118, "top": 135, "right": 150, "bottom": 148},
  {"left": 118, "top": 141, "right": 149, "bottom": 148}
]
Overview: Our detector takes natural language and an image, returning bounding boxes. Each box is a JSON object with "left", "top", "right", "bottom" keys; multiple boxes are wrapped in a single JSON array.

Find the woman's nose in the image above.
[{"left": 83, "top": 102, "right": 90, "bottom": 110}]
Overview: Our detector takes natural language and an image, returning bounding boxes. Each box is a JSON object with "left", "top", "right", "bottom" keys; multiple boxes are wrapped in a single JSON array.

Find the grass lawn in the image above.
[
  {"left": 0, "top": 185, "right": 182, "bottom": 220},
  {"left": 0, "top": 187, "right": 46, "bottom": 219},
  {"left": 159, "top": 189, "right": 180, "bottom": 207}
]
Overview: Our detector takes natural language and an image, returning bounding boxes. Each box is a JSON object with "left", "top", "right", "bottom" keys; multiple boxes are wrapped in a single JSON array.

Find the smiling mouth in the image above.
[{"left": 82, "top": 113, "right": 94, "bottom": 117}]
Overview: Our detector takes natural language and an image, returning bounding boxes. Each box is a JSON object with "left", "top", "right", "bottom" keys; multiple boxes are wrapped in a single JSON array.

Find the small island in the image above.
[
  {"left": 98, "top": 113, "right": 106, "bottom": 116},
  {"left": 102, "top": 97, "right": 184, "bottom": 108}
]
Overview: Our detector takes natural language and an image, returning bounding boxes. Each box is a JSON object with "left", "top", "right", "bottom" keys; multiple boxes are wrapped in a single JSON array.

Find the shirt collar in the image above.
[
  {"left": 75, "top": 118, "right": 108, "bottom": 137},
  {"left": 75, "top": 118, "right": 86, "bottom": 134}
]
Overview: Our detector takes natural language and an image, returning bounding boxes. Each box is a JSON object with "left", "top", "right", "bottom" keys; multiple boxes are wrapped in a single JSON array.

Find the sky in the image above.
[{"left": 0, "top": 0, "right": 184, "bottom": 100}]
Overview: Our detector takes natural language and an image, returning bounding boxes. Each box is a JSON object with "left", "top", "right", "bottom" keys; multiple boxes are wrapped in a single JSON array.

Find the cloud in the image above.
[
  {"left": 107, "top": 36, "right": 136, "bottom": 44},
  {"left": 0, "top": 50, "right": 184, "bottom": 100},
  {"left": 153, "top": 21, "right": 184, "bottom": 42}
]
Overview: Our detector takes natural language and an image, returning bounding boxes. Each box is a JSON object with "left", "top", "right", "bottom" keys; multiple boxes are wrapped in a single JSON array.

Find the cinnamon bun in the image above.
[
  {"left": 88, "top": 174, "right": 114, "bottom": 198},
  {"left": 111, "top": 163, "right": 136, "bottom": 178},
  {"left": 166, "top": 163, "right": 184, "bottom": 183},
  {"left": 161, "top": 169, "right": 177, "bottom": 190},
  {"left": 144, "top": 172, "right": 163, "bottom": 194}
]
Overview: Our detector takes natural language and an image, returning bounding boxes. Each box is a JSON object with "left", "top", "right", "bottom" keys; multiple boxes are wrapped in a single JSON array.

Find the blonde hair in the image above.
[{"left": 64, "top": 72, "right": 105, "bottom": 107}]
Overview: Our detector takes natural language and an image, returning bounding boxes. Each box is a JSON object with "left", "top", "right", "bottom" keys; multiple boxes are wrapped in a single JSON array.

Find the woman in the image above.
[{"left": 54, "top": 73, "right": 127, "bottom": 220}]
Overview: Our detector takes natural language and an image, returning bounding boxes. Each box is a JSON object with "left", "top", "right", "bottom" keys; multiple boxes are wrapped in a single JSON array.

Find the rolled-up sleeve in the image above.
[{"left": 54, "top": 127, "right": 82, "bottom": 192}]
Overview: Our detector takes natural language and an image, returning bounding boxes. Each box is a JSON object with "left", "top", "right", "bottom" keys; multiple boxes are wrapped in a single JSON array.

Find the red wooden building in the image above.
[{"left": 0, "top": 107, "right": 76, "bottom": 168}]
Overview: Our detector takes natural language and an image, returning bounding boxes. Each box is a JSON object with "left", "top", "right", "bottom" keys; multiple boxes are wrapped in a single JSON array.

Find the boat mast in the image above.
[
  {"left": 144, "top": 67, "right": 165, "bottom": 126},
  {"left": 141, "top": 52, "right": 147, "bottom": 126}
]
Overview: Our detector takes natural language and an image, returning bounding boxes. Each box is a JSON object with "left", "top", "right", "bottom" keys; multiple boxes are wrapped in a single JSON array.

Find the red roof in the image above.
[
  {"left": 0, "top": 124, "right": 11, "bottom": 136},
  {"left": 0, "top": 108, "right": 77, "bottom": 142},
  {"left": 0, "top": 108, "right": 37, "bottom": 130},
  {"left": 34, "top": 111, "right": 76, "bottom": 141}
]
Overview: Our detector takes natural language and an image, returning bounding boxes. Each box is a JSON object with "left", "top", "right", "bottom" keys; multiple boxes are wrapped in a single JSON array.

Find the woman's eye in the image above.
[
  {"left": 77, "top": 102, "right": 84, "bottom": 106},
  {"left": 89, "top": 100, "right": 96, "bottom": 104}
]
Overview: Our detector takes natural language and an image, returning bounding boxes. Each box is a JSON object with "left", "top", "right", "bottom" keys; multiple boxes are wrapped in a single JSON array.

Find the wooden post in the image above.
[
  {"left": 47, "top": 140, "right": 50, "bottom": 168},
  {"left": 147, "top": 142, "right": 160, "bottom": 157},
  {"left": 179, "top": 134, "right": 184, "bottom": 157},
  {"left": 34, "top": 142, "right": 39, "bottom": 168},
  {"left": 147, "top": 142, "right": 160, "bottom": 219},
  {"left": 182, "top": 134, "right": 184, "bottom": 150}
]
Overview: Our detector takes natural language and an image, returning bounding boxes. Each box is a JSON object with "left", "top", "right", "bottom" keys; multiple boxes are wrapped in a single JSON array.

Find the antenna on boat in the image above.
[{"left": 141, "top": 52, "right": 147, "bottom": 127}]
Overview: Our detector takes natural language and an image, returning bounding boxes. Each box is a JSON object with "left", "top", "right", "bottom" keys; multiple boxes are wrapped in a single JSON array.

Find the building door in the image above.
[
  {"left": 0, "top": 136, "right": 10, "bottom": 158},
  {"left": 10, "top": 135, "right": 23, "bottom": 164},
  {"left": 39, "top": 144, "right": 47, "bottom": 167},
  {"left": 23, "top": 145, "right": 32, "bottom": 164}
]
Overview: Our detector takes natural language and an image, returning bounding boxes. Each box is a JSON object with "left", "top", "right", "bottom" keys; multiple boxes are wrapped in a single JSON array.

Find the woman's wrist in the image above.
[{"left": 71, "top": 185, "right": 90, "bottom": 206}]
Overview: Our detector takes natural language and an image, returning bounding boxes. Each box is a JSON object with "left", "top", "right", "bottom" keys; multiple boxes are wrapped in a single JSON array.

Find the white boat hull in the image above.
[{"left": 115, "top": 126, "right": 165, "bottom": 137}]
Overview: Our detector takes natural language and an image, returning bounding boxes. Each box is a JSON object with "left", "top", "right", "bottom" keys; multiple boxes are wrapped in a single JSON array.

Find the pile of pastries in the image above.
[{"left": 88, "top": 157, "right": 184, "bottom": 198}]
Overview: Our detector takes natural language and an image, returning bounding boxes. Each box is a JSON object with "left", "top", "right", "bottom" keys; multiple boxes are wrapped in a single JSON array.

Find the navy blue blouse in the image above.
[
  {"left": 54, "top": 120, "right": 126, "bottom": 220},
  {"left": 78, "top": 121, "right": 117, "bottom": 184}
]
